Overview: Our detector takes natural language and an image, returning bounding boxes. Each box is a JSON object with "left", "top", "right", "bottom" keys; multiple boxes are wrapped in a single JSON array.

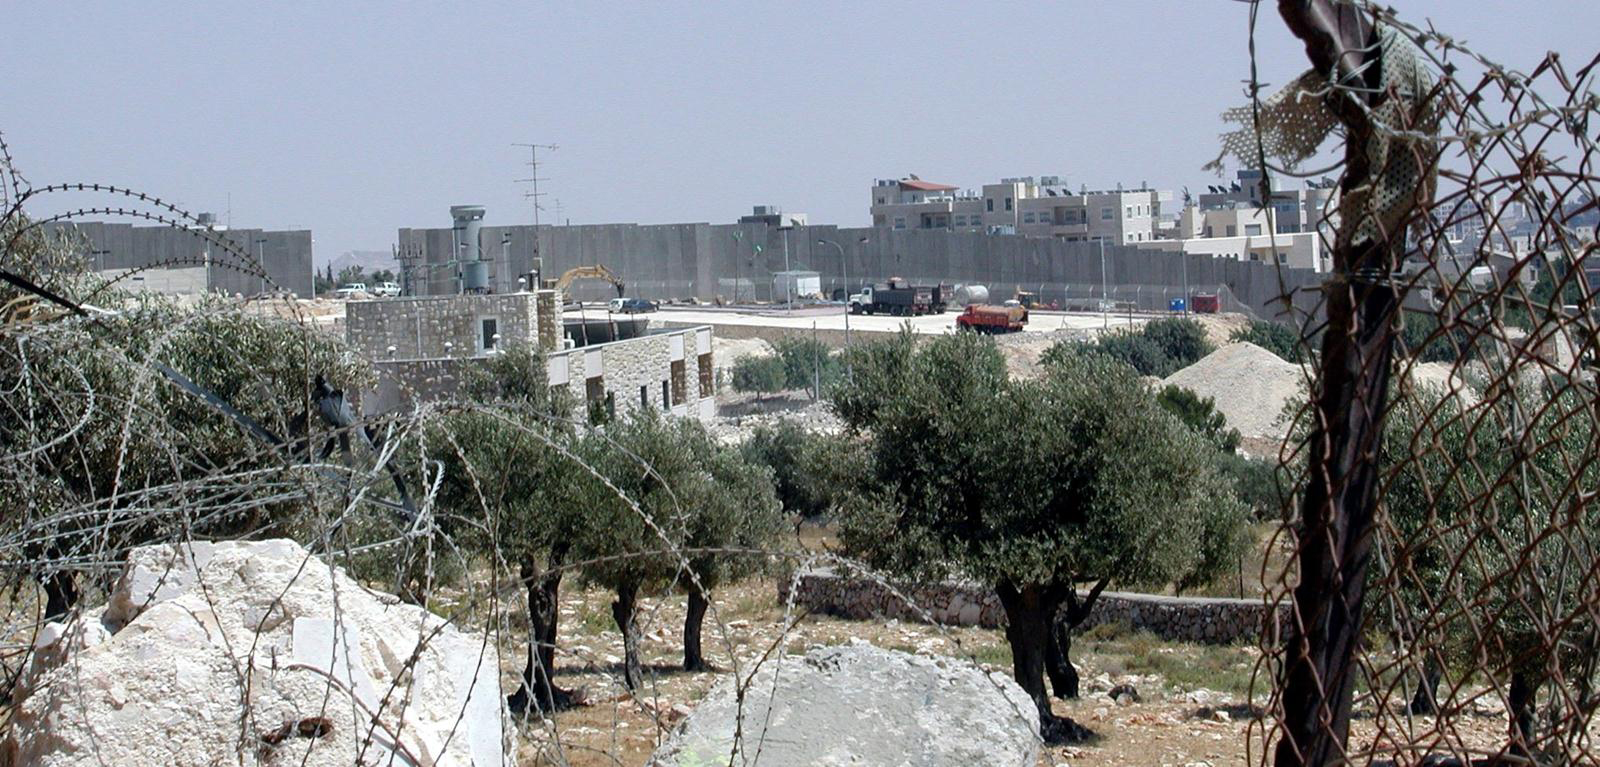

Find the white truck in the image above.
[
  {"left": 372, "top": 281, "right": 402, "bottom": 297},
  {"left": 334, "top": 283, "right": 368, "bottom": 299}
]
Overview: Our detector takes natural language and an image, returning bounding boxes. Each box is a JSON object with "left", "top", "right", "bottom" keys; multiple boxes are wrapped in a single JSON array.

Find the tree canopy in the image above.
[{"left": 832, "top": 331, "right": 1249, "bottom": 739}]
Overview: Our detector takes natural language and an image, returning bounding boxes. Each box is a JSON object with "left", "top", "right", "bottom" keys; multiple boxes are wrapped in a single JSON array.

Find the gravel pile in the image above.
[{"left": 1162, "top": 341, "right": 1306, "bottom": 440}]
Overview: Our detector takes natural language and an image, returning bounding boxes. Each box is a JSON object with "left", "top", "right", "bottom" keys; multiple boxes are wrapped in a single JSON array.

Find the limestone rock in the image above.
[
  {"left": 649, "top": 642, "right": 1039, "bottom": 766},
  {"left": 1, "top": 540, "right": 507, "bottom": 767}
]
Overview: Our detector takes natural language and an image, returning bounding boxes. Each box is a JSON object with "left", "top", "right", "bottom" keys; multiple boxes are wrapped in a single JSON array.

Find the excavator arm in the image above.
[{"left": 549, "top": 265, "right": 626, "bottom": 299}]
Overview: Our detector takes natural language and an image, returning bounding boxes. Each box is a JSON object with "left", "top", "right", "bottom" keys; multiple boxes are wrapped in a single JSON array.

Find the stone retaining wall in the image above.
[{"left": 778, "top": 568, "right": 1287, "bottom": 646}]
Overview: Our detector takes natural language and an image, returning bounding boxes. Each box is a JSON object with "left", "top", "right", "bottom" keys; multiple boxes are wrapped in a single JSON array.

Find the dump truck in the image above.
[
  {"left": 955, "top": 304, "right": 1028, "bottom": 334},
  {"left": 849, "top": 277, "right": 951, "bottom": 315},
  {"left": 1190, "top": 293, "right": 1221, "bottom": 313}
]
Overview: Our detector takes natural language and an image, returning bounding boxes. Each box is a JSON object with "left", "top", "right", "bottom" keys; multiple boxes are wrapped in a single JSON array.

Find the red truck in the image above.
[{"left": 955, "top": 304, "right": 1028, "bottom": 334}]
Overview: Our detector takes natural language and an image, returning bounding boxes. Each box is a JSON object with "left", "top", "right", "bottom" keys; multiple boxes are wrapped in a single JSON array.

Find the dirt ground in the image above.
[
  {"left": 506, "top": 573, "right": 1529, "bottom": 767},
  {"left": 507, "top": 573, "right": 1266, "bottom": 767}
]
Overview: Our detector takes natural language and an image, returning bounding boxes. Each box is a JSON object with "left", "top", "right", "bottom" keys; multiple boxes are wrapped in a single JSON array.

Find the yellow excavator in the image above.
[{"left": 545, "top": 264, "right": 626, "bottom": 300}]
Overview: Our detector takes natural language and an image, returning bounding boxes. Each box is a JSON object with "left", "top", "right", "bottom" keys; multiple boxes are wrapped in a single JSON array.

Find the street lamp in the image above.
[
  {"left": 778, "top": 223, "right": 794, "bottom": 310},
  {"left": 255, "top": 238, "right": 268, "bottom": 297},
  {"left": 1099, "top": 237, "right": 1108, "bottom": 330},
  {"left": 731, "top": 230, "right": 742, "bottom": 304},
  {"left": 817, "top": 236, "right": 868, "bottom": 351}
]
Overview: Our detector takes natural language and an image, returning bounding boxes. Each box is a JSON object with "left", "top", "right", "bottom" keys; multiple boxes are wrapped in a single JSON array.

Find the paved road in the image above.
[{"left": 643, "top": 305, "right": 1141, "bottom": 336}]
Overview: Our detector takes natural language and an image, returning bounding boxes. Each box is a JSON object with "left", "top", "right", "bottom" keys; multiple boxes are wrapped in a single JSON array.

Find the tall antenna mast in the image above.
[{"left": 513, "top": 142, "right": 557, "bottom": 286}]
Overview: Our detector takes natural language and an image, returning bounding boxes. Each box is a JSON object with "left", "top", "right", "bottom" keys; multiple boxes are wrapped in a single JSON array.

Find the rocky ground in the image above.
[{"left": 504, "top": 573, "right": 1527, "bottom": 767}]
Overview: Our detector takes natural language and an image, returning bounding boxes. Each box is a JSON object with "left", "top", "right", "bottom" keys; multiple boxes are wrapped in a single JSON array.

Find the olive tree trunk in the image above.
[
  {"left": 1508, "top": 671, "right": 1538, "bottom": 760},
  {"left": 612, "top": 582, "right": 643, "bottom": 691},
  {"left": 1408, "top": 656, "right": 1443, "bottom": 716},
  {"left": 996, "top": 580, "right": 1090, "bottom": 743},
  {"left": 1044, "top": 578, "right": 1110, "bottom": 700},
  {"left": 508, "top": 560, "right": 577, "bottom": 716},
  {"left": 683, "top": 585, "right": 711, "bottom": 672},
  {"left": 42, "top": 568, "right": 78, "bottom": 621}
]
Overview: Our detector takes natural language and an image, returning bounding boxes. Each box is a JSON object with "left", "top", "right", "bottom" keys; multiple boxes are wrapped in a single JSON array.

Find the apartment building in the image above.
[
  {"left": 1196, "top": 168, "right": 1336, "bottom": 235},
  {"left": 869, "top": 176, "right": 1174, "bottom": 244}
]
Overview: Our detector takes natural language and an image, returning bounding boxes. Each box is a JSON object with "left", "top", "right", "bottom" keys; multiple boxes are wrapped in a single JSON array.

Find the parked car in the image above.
[
  {"left": 335, "top": 283, "right": 368, "bottom": 299},
  {"left": 608, "top": 297, "right": 658, "bottom": 314},
  {"left": 371, "top": 281, "right": 401, "bottom": 297}
]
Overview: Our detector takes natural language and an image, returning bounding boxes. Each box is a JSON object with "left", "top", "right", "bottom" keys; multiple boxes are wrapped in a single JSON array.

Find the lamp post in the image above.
[
  {"left": 255, "top": 238, "right": 268, "bottom": 296},
  {"left": 732, "top": 230, "right": 742, "bottom": 304},
  {"left": 778, "top": 223, "right": 793, "bottom": 310},
  {"left": 1099, "top": 237, "right": 1108, "bottom": 330},
  {"left": 817, "top": 236, "right": 868, "bottom": 351}
]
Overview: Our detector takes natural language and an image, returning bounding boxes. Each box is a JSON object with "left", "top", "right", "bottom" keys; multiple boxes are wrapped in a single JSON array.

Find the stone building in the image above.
[{"left": 345, "top": 289, "right": 715, "bottom": 420}]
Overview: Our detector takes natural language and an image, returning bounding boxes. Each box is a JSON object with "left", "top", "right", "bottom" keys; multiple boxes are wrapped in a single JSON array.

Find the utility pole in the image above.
[{"left": 513, "top": 142, "right": 557, "bottom": 288}]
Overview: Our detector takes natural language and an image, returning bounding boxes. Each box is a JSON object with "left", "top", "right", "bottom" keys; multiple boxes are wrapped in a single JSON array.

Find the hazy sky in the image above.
[{"left": 7, "top": 2, "right": 1598, "bottom": 261}]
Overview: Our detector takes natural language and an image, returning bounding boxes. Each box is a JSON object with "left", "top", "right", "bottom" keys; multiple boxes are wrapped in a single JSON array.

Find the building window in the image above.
[
  {"left": 876, "top": 197, "right": 885, "bottom": 204},
  {"left": 1004, "top": 197, "right": 1013, "bottom": 211},
  {"left": 986, "top": 199, "right": 994, "bottom": 212},
  {"left": 1226, "top": 225, "right": 1237, "bottom": 237},
  {"left": 1023, "top": 212, "right": 1035, "bottom": 223},
  {"left": 1126, "top": 233, "right": 1134, "bottom": 242},
  {"left": 1126, "top": 206, "right": 1133, "bottom": 218},
  {"left": 698, "top": 353, "right": 713, "bottom": 397},
  {"left": 1245, "top": 224, "right": 1262, "bottom": 236},
  {"left": 1277, "top": 252, "right": 1288, "bottom": 264},
  {"left": 671, "top": 359, "right": 687, "bottom": 405},
  {"left": 894, "top": 217, "right": 905, "bottom": 229},
  {"left": 1204, "top": 226, "right": 1213, "bottom": 237},
  {"left": 1101, "top": 207, "right": 1113, "bottom": 220},
  {"left": 661, "top": 380, "right": 670, "bottom": 410},
  {"left": 640, "top": 385, "right": 649, "bottom": 410},
  {"left": 479, "top": 316, "right": 499, "bottom": 353}
]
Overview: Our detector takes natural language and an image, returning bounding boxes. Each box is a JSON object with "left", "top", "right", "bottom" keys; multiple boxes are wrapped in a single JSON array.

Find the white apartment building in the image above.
[
  {"left": 1197, "top": 168, "right": 1336, "bottom": 235},
  {"left": 869, "top": 176, "right": 1174, "bottom": 244},
  {"left": 1141, "top": 205, "right": 1328, "bottom": 271}
]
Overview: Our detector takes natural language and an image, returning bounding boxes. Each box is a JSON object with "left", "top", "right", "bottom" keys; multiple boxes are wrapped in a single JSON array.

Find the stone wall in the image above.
[
  {"left": 548, "top": 326, "right": 715, "bottom": 422},
  {"left": 778, "top": 568, "right": 1287, "bottom": 646},
  {"left": 364, "top": 327, "right": 716, "bottom": 420},
  {"left": 345, "top": 291, "right": 546, "bottom": 359}
]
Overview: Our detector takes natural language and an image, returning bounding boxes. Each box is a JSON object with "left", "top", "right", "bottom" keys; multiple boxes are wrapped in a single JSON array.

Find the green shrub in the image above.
[
  {"left": 1229, "top": 319, "right": 1305, "bottom": 363},
  {"left": 731, "top": 354, "right": 786, "bottom": 398}
]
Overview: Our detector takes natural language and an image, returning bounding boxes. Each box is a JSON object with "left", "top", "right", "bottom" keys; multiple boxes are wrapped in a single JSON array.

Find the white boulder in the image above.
[
  {"left": 650, "top": 642, "right": 1040, "bottom": 766},
  {"left": 1, "top": 539, "right": 507, "bottom": 767}
]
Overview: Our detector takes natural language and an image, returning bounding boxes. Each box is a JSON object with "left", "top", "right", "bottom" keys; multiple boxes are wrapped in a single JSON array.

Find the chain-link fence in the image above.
[{"left": 1235, "top": 2, "right": 1600, "bottom": 765}]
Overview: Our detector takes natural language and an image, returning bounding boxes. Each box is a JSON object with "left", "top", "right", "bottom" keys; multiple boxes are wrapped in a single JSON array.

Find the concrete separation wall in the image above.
[
  {"left": 43, "top": 221, "right": 314, "bottom": 297},
  {"left": 778, "top": 568, "right": 1287, "bottom": 646},
  {"left": 397, "top": 221, "right": 1323, "bottom": 321}
]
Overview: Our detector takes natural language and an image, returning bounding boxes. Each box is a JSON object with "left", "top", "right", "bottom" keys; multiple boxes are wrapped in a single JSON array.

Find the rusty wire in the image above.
[{"left": 1238, "top": 2, "right": 1600, "bottom": 765}]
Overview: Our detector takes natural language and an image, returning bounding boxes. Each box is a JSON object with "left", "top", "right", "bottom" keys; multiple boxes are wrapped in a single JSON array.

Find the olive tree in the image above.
[
  {"left": 680, "top": 440, "right": 785, "bottom": 671},
  {"left": 834, "top": 333, "right": 1249, "bottom": 741},
  {"left": 431, "top": 341, "right": 581, "bottom": 715},
  {"left": 1375, "top": 380, "right": 1600, "bottom": 756},
  {"left": 568, "top": 410, "right": 700, "bottom": 690},
  {"left": 1, "top": 283, "right": 371, "bottom": 618},
  {"left": 740, "top": 419, "right": 866, "bottom": 519}
]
